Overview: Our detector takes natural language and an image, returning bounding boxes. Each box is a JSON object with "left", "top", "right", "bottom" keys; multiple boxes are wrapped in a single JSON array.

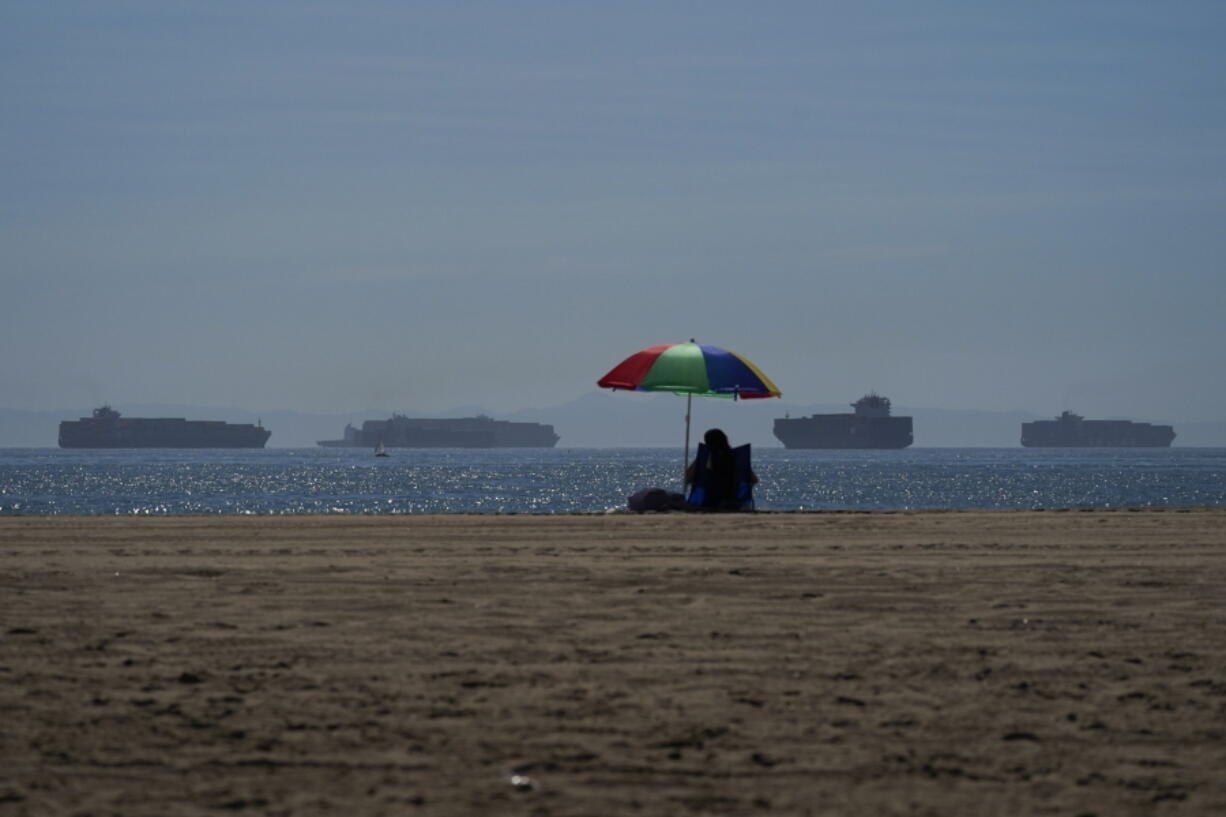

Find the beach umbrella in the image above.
[{"left": 597, "top": 340, "right": 781, "bottom": 480}]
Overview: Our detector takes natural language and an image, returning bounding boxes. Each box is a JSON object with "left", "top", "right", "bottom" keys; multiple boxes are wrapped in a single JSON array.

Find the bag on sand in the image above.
[{"left": 627, "top": 488, "right": 687, "bottom": 513}]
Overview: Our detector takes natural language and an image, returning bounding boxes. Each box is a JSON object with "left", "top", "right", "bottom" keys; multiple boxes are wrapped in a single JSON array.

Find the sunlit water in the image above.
[{"left": 2, "top": 447, "right": 1224, "bottom": 515}]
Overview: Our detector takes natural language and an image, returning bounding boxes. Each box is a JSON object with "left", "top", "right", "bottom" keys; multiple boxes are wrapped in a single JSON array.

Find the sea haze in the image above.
[
  {"left": 3, "top": 396, "right": 1223, "bottom": 448},
  {"left": 2, "top": 447, "right": 1223, "bottom": 515}
]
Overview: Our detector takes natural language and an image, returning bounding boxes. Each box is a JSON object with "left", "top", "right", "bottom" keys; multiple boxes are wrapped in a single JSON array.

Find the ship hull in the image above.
[
  {"left": 773, "top": 415, "right": 913, "bottom": 449},
  {"left": 59, "top": 416, "right": 271, "bottom": 448},
  {"left": 318, "top": 415, "right": 559, "bottom": 448},
  {"left": 1021, "top": 419, "right": 1174, "bottom": 447}
]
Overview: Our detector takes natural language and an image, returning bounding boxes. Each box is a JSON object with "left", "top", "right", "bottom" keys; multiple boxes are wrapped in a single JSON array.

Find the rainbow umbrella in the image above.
[{"left": 597, "top": 340, "right": 781, "bottom": 479}]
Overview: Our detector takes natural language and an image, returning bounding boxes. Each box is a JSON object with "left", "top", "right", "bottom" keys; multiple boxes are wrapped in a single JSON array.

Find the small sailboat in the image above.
[{"left": 374, "top": 440, "right": 389, "bottom": 457}]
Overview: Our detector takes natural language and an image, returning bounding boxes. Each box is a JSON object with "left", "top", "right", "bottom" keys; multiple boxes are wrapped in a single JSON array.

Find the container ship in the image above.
[
  {"left": 1020, "top": 411, "right": 1175, "bottom": 447},
  {"left": 318, "top": 414, "right": 560, "bottom": 448},
  {"left": 773, "top": 394, "right": 913, "bottom": 449},
  {"left": 59, "top": 406, "right": 271, "bottom": 448}
]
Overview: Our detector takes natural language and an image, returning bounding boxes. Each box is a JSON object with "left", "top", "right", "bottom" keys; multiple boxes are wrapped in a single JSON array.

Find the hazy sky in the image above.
[{"left": 4, "top": 2, "right": 1225, "bottom": 421}]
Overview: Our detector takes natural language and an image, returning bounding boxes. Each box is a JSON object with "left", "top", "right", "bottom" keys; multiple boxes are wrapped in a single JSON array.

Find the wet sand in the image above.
[{"left": 2, "top": 509, "right": 1225, "bottom": 816}]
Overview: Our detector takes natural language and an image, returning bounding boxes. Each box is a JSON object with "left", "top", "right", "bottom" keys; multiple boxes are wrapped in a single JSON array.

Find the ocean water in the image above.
[{"left": 2, "top": 447, "right": 1224, "bottom": 515}]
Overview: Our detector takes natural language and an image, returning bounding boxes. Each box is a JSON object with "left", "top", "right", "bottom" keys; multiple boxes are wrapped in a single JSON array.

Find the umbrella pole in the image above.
[{"left": 683, "top": 392, "right": 692, "bottom": 487}]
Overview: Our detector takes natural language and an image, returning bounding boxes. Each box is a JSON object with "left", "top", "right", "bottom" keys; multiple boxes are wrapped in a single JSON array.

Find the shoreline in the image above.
[
  {"left": 2, "top": 502, "right": 1222, "bottom": 515},
  {"left": 4, "top": 509, "right": 1225, "bottom": 815}
]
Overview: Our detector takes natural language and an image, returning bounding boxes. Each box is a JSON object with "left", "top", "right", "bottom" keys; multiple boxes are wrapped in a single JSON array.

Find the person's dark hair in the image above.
[
  {"left": 703, "top": 428, "right": 735, "bottom": 500},
  {"left": 704, "top": 428, "right": 731, "bottom": 452}
]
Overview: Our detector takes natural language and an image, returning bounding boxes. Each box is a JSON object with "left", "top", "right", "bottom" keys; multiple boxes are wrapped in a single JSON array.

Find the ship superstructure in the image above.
[
  {"left": 1020, "top": 411, "right": 1175, "bottom": 447},
  {"left": 59, "top": 406, "right": 271, "bottom": 448},
  {"left": 773, "top": 394, "right": 913, "bottom": 449},
  {"left": 317, "top": 414, "right": 560, "bottom": 448}
]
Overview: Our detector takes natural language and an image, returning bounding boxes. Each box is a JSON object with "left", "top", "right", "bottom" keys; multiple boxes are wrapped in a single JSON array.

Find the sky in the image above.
[{"left": 3, "top": 1, "right": 1225, "bottom": 423}]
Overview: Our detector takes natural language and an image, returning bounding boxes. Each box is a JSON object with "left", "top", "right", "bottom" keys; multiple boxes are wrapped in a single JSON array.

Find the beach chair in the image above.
[{"left": 686, "top": 443, "right": 755, "bottom": 511}]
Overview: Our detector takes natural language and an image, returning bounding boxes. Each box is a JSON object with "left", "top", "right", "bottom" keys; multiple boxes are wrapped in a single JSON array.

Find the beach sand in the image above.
[{"left": 2, "top": 509, "right": 1225, "bottom": 816}]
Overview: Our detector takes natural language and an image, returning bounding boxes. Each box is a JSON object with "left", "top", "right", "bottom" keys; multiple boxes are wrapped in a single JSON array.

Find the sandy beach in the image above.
[{"left": 2, "top": 509, "right": 1225, "bottom": 816}]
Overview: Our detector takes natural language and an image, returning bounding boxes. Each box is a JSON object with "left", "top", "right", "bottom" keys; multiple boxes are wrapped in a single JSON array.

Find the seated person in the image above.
[{"left": 685, "top": 428, "right": 758, "bottom": 511}]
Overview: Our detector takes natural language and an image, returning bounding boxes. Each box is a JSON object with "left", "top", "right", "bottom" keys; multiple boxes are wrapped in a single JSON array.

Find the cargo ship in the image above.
[
  {"left": 773, "top": 394, "right": 913, "bottom": 449},
  {"left": 317, "top": 414, "right": 560, "bottom": 448},
  {"left": 59, "top": 406, "right": 271, "bottom": 448},
  {"left": 1020, "top": 411, "right": 1175, "bottom": 447}
]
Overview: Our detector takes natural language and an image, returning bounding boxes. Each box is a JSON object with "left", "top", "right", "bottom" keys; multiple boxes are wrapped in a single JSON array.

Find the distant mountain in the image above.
[
  {"left": 0, "top": 408, "right": 61, "bottom": 448},
  {"left": 1169, "top": 421, "right": 1226, "bottom": 448},
  {"left": 2, "top": 398, "right": 1222, "bottom": 448},
  {"left": 509, "top": 393, "right": 1044, "bottom": 448},
  {"left": 507, "top": 391, "right": 784, "bottom": 449},
  {"left": 0, "top": 405, "right": 371, "bottom": 449}
]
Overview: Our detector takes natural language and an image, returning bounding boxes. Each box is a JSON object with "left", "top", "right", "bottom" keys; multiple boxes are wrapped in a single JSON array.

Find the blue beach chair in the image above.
[{"left": 686, "top": 442, "right": 756, "bottom": 511}]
